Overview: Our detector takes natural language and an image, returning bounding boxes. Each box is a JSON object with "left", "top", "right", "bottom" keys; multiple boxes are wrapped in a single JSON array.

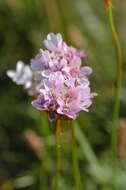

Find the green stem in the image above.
[
  {"left": 55, "top": 119, "right": 61, "bottom": 190},
  {"left": 71, "top": 120, "right": 82, "bottom": 190},
  {"left": 106, "top": 3, "right": 122, "bottom": 169},
  {"left": 40, "top": 112, "right": 50, "bottom": 189}
]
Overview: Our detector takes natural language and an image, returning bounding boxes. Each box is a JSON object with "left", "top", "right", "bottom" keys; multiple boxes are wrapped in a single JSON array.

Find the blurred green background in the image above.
[{"left": 0, "top": 0, "right": 126, "bottom": 189}]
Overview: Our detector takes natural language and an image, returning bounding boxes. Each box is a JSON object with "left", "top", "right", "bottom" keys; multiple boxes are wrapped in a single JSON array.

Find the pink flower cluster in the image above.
[{"left": 31, "top": 33, "right": 97, "bottom": 120}]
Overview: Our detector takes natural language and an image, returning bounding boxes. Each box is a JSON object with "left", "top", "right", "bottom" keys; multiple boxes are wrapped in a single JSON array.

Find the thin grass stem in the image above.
[
  {"left": 55, "top": 119, "right": 61, "bottom": 190},
  {"left": 71, "top": 120, "right": 82, "bottom": 190},
  {"left": 40, "top": 112, "right": 50, "bottom": 189},
  {"left": 105, "top": 0, "right": 122, "bottom": 169}
]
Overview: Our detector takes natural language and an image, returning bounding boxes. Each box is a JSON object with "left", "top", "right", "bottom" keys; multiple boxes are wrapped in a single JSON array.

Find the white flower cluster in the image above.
[{"left": 7, "top": 61, "right": 43, "bottom": 96}]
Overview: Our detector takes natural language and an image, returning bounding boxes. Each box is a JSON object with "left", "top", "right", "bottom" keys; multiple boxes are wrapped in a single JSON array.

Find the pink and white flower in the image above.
[
  {"left": 31, "top": 33, "right": 97, "bottom": 120},
  {"left": 7, "top": 61, "right": 43, "bottom": 96},
  {"left": 7, "top": 33, "right": 97, "bottom": 120}
]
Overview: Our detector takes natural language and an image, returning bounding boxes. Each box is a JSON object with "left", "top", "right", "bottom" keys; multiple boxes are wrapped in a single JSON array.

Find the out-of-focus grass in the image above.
[{"left": 0, "top": 0, "right": 126, "bottom": 189}]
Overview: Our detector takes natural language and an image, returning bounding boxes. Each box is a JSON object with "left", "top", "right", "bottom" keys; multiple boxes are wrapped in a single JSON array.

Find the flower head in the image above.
[
  {"left": 43, "top": 33, "right": 63, "bottom": 52},
  {"left": 7, "top": 61, "right": 32, "bottom": 87},
  {"left": 7, "top": 33, "right": 97, "bottom": 120},
  {"left": 31, "top": 33, "right": 97, "bottom": 120},
  {"left": 7, "top": 61, "right": 43, "bottom": 96}
]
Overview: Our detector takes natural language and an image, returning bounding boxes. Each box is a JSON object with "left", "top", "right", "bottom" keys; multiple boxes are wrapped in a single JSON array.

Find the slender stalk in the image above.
[
  {"left": 40, "top": 112, "right": 50, "bottom": 189},
  {"left": 71, "top": 120, "right": 82, "bottom": 190},
  {"left": 105, "top": 0, "right": 122, "bottom": 169},
  {"left": 55, "top": 119, "right": 61, "bottom": 190}
]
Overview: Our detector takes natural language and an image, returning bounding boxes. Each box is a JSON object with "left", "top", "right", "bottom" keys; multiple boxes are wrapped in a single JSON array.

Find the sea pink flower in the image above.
[
  {"left": 7, "top": 61, "right": 32, "bottom": 87},
  {"left": 7, "top": 32, "right": 97, "bottom": 120},
  {"left": 56, "top": 86, "right": 96, "bottom": 119},
  {"left": 31, "top": 49, "right": 50, "bottom": 71},
  {"left": 7, "top": 61, "right": 43, "bottom": 96},
  {"left": 31, "top": 33, "right": 97, "bottom": 120},
  {"left": 32, "top": 93, "right": 49, "bottom": 110},
  {"left": 43, "top": 71, "right": 64, "bottom": 98},
  {"left": 43, "top": 33, "right": 63, "bottom": 52}
]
